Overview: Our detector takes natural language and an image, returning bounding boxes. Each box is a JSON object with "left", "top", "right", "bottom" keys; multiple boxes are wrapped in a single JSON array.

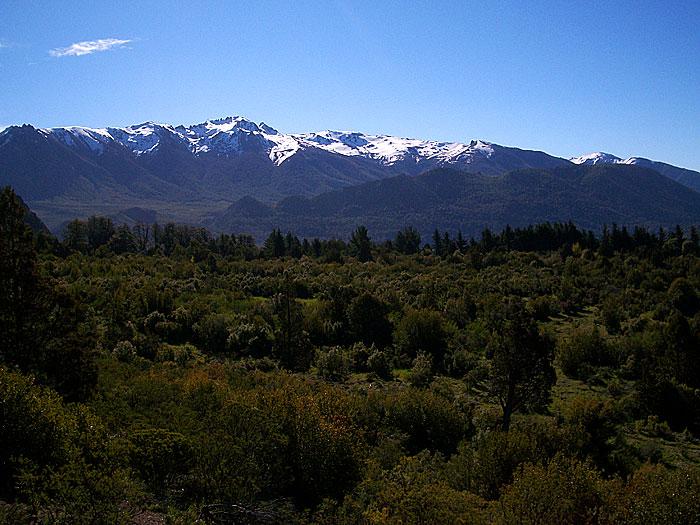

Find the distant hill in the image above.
[
  {"left": 571, "top": 152, "right": 700, "bottom": 193},
  {"left": 211, "top": 164, "right": 700, "bottom": 241}
]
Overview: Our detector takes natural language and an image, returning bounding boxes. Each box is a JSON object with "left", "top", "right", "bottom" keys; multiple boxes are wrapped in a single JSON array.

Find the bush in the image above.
[
  {"left": 603, "top": 464, "right": 700, "bottom": 523},
  {"left": 193, "top": 313, "right": 231, "bottom": 354},
  {"left": 499, "top": 454, "right": 604, "bottom": 524},
  {"left": 347, "top": 293, "right": 393, "bottom": 348},
  {"left": 227, "top": 315, "right": 273, "bottom": 357},
  {"left": 408, "top": 353, "right": 433, "bottom": 388},
  {"left": 396, "top": 310, "right": 448, "bottom": 367},
  {"left": 155, "top": 343, "right": 203, "bottom": 365},
  {"left": 0, "top": 368, "right": 139, "bottom": 520},
  {"left": 448, "top": 420, "right": 567, "bottom": 500},
  {"left": 112, "top": 340, "right": 137, "bottom": 362},
  {"left": 381, "top": 389, "right": 467, "bottom": 455},
  {"left": 127, "top": 428, "right": 192, "bottom": 492},
  {"left": 527, "top": 295, "right": 560, "bottom": 321},
  {"left": 0, "top": 368, "right": 74, "bottom": 497},
  {"left": 367, "top": 349, "right": 393, "bottom": 380},
  {"left": 347, "top": 452, "right": 489, "bottom": 524},
  {"left": 315, "top": 347, "right": 352, "bottom": 381},
  {"left": 556, "top": 396, "right": 626, "bottom": 474},
  {"left": 557, "top": 326, "right": 616, "bottom": 379}
]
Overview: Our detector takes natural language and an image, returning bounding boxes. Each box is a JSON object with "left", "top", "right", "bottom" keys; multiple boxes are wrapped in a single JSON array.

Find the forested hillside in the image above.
[
  {"left": 213, "top": 164, "right": 700, "bottom": 240},
  {"left": 2, "top": 186, "right": 700, "bottom": 523}
]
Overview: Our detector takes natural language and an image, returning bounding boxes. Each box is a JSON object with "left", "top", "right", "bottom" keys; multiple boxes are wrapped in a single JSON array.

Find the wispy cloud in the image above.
[{"left": 49, "top": 38, "right": 132, "bottom": 57}]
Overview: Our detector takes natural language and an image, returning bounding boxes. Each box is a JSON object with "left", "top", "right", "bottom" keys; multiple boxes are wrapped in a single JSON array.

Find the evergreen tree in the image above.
[
  {"left": 0, "top": 187, "right": 96, "bottom": 400},
  {"left": 432, "top": 229, "right": 443, "bottom": 256},
  {"left": 63, "top": 219, "right": 88, "bottom": 253},
  {"left": 108, "top": 225, "right": 138, "bottom": 254},
  {"left": 395, "top": 226, "right": 421, "bottom": 255},
  {"left": 263, "top": 229, "right": 286, "bottom": 258},
  {"left": 350, "top": 225, "right": 372, "bottom": 262},
  {"left": 0, "top": 187, "right": 41, "bottom": 366},
  {"left": 483, "top": 301, "right": 556, "bottom": 431}
]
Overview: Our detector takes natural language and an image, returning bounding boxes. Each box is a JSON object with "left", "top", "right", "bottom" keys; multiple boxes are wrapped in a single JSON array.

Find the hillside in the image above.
[{"left": 212, "top": 164, "right": 700, "bottom": 240}]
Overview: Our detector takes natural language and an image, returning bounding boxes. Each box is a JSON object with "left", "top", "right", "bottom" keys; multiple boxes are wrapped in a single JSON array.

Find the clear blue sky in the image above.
[{"left": 1, "top": 1, "right": 698, "bottom": 169}]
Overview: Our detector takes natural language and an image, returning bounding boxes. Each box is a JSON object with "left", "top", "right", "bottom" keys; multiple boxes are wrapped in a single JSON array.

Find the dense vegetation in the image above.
[
  {"left": 212, "top": 165, "right": 700, "bottom": 240},
  {"left": 2, "top": 186, "right": 700, "bottom": 523}
]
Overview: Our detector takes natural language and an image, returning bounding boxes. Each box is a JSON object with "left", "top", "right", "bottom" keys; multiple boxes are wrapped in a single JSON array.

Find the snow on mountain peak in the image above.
[
  {"left": 36, "top": 116, "right": 527, "bottom": 168},
  {"left": 570, "top": 152, "right": 622, "bottom": 165}
]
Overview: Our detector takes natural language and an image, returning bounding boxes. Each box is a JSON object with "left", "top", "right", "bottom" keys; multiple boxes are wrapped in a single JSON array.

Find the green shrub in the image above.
[
  {"left": 127, "top": 428, "right": 192, "bottom": 491},
  {"left": 603, "top": 464, "right": 700, "bottom": 523},
  {"left": 112, "top": 340, "right": 137, "bottom": 362},
  {"left": 408, "top": 352, "right": 433, "bottom": 388},
  {"left": 395, "top": 310, "right": 448, "bottom": 367},
  {"left": 498, "top": 455, "right": 604, "bottom": 524},
  {"left": 367, "top": 349, "right": 393, "bottom": 380},
  {"left": 315, "top": 347, "right": 352, "bottom": 381},
  {"left": 557, "top": 326, "right": 616, "bottom": 379}
]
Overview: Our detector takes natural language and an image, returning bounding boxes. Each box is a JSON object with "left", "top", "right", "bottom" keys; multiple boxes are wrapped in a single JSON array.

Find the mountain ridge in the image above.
[
  {"left": 211, "top": 164, "right": 700, "bottom": 241},
  {"left": 1, "top": 115, "right": 699, "bottom": 232}
]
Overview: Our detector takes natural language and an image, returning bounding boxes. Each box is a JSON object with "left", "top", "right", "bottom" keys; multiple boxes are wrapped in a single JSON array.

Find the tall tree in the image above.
[
  {"left": 432, "top": 229, "right": 442, "bottom": 256},
  {"left": 0, "top": 187, "right": 41, "bottom": 366},
  {"left": 263, "top": 229, "right": 286, "bottom": 258},
  {"left": 350, "top": 225, "right": 372, "bottom": 262},
  {"left": 63, "top": 219, "right": 88, "bottom": 253},
  {"left": 395, "top": 226, "right": 421, "bottom": 255},
  {"left": 482, "top": 301, "right": 556, "bottom": 431},
  {"left": 0, "top": 187, "right": 96, "bottom": 400}
]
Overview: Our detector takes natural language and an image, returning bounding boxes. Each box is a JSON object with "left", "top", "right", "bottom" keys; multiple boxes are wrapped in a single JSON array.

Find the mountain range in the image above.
[{"left": 1, "top": 116, "right": 699, "bottom": 238}]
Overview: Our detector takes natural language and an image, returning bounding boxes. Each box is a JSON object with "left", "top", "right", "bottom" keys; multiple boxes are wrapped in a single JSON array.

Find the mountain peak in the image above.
[{"left": 570, "top": 152, "right": 622, "bottom": 165}]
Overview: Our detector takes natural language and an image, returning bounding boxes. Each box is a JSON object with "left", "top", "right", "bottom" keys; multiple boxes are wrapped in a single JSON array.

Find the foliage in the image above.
[
  {"left": 557, "top": 325, "right": 618, "bottom": 379},
  {"left": 395, "top": 309, "right": 448, "bottom": 368},
  {"left": 482, "top": 302, "right": 556, "bottom": 430},
  {"left": 2, "top": 204, "right": 700, "bottom": 520}
]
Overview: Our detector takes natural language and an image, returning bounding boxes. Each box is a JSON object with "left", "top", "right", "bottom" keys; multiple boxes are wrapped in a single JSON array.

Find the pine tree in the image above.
[
  {"left": 350, "top": 225, "right": 372, "bottom": 262},
  {"left": 432, "top": 229, "right": 442, "bottom": 256}
]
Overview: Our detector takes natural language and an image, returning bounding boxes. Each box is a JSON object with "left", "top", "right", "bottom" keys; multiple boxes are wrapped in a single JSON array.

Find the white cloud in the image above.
[{"left": 49, "top": 38, "right": 132, "bottom": 57}]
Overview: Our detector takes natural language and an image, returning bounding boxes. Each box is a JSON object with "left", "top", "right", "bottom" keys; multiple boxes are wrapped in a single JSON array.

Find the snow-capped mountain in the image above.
[
  {"left": 34, "top": 116, "right": 530, "bottom": 170},
  {"left": 571, "top": 152, "right": 700, "bottom": 192},
  {"left": 0, "top": 115, "right": 698, "bottom": 231},
  {"left": 569, "top": 152, "right": 622, "bottom": 165}
]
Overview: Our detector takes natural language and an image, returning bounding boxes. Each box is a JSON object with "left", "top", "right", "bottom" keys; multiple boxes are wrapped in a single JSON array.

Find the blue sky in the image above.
[{"left": 1, "top": 0, "right": 699, "bottom": 169}]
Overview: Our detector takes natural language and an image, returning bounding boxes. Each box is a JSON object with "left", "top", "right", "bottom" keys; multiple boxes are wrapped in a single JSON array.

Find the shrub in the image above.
[
  {"left": 227, "top": 315, "right": 273, "bottom": 357},
  {"left": 395, "top": 310, "right": 448, "bottom": 367},
  {"left": 408, "top": 353, "right": 433, "bottom": 388},
  {"left": 367, "top": 349, "right": 393, "bottom": 380},
  {"left": 557, "top": 325, "right": 616, "bottom": 379},
  {"left": 382, "top": 389, "right": 466, "bottom": 455},
  {"left": 498, "top": 455, "right": 604, "bottom": 524},
  {"left": 193, "top": 313, "right": 231, "bottom": 354},
  {"left": 112, "top": 340, "right": 137, "bottom": 362},
  {"left": 448, "top": 420, "right": 567, "bottom": 500},
  {"left": 603, "top": 464, "right": 700, "bottom": 523},
  {"left": 347, "top": 293, "right": 393, "bottom": 348},
  {"left": 0, "top": 368, "right": 74, "bottom": 497},
  {"left": 350, "top": 452, "right": 489, "bottom": 525},
  {"left": 315, "top": 347, "right": 352, "bottom": 382},
  {"left": 127, "top": 428, "right": 192, "bottom": 492}
]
